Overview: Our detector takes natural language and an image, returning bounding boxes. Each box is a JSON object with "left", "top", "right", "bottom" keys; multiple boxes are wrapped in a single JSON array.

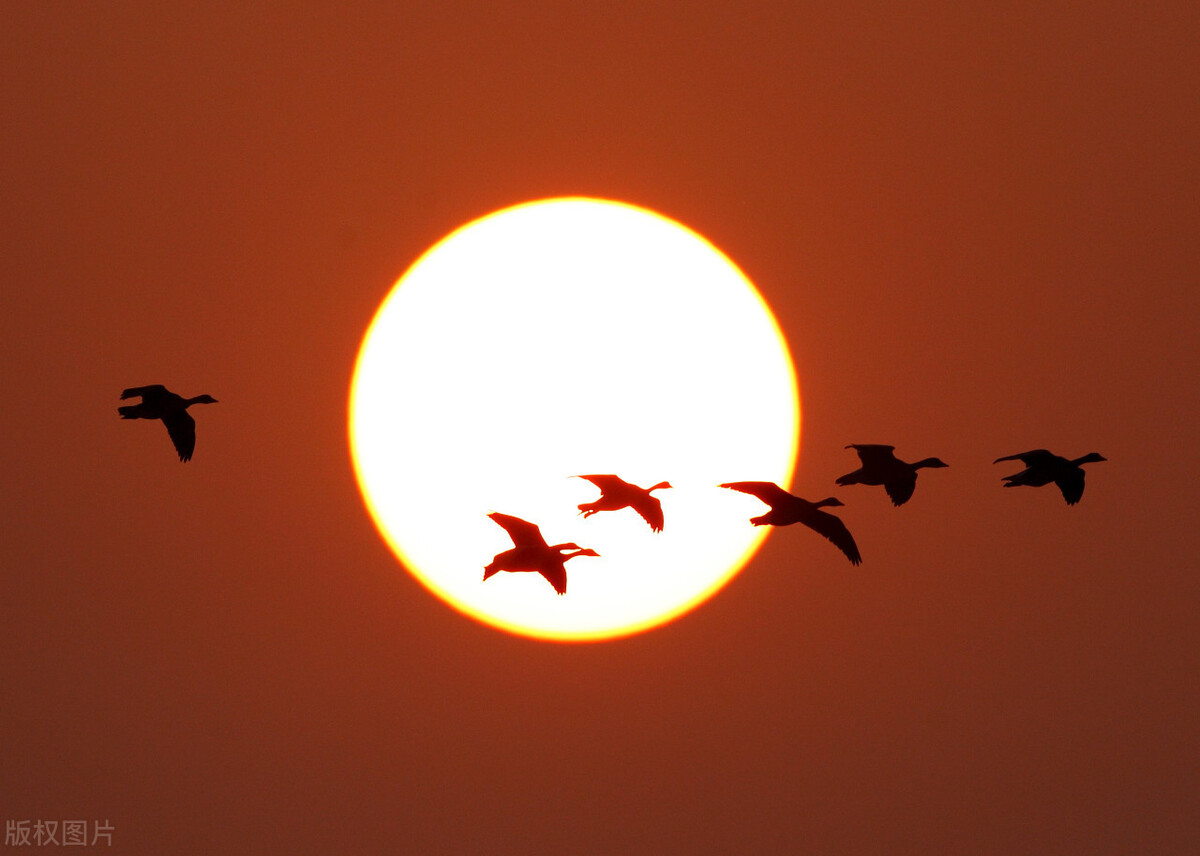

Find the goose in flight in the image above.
[
  {"left": 573, "top": 474, "right": 672, "bottom": 532},
  {"left": 837, "top": 444, "right": 948, "bottom": 506},
  {"left": 118, "top": 385, "right": 218, "bottom": 462},
  {"left": 993, "top": 449, "right": 1106, "bottom": 505},
  {"left": 719, "top": 481, "right": 862, "bottom": 565},
  {"left": 483, "top": 512, "right": 600, "bottom": 595}
]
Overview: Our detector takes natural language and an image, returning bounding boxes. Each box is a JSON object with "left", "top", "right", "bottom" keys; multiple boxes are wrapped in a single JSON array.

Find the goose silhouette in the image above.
[
  {"left": 118, "top": 385, "right": 218, "bottom": 462},
  {"left": 483, "top": 512, "right": 600, "bottom": 595},
  {"left": 573, "top": 474, "right": 672, "bottom": 532},
  {"left": 719, "top": 482, "right": 862, "bottom": 565},
  {"left": 836, "top": 444, "right": 948, "bottom": 506},
  {"left": 994, "top": 449, "right": 1106, "bottom": 505}
]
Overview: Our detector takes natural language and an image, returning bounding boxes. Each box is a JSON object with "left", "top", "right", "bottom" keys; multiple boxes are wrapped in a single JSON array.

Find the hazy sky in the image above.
[{"left": 3, "top": 3, "right": 1197, "bottom": 853}]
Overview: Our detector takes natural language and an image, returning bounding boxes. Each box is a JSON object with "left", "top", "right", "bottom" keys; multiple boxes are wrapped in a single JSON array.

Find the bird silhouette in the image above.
[
  {"left": 836, "top": 444, "right": 949, "bottom": 506},
  {"left": 993, "top": 449, "right": 1106, "bottom": 505},
  {"left": 483, "top": 512, "right": 600, "bottom": 595},
  {"left": 573, "top": 474, "right": 672, "bottom": 532},
  {"left": 719, "top": 481, "right": 862, "bottom": 565},
  {"left": 118, "top": 385, "right": 218, "bottom": 462}
]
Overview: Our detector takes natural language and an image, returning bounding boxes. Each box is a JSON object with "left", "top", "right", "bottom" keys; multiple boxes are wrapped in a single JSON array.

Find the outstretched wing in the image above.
[
  {"left": 719, "top": 481, "right": 794, "bottom": 507},
  {"left": 630, "top": 496, "right": 665, "bottom": 533},
  {"left": 487, "top": 512, "right": 549, "bottom": 549},
  {"left": 162, "top": 411, "right": 196, "bottom": 462},
  {"left": 993, "top": 449, "right": 1057, "bottom": 466},
  {"left": 573, "top": 474, "right": 629, "bottom": 493},
  {"left": 121, "top": 384, "right": 169, "bottom": 401},
  {"left": 846, "top": 444, "right": 897, "bottom": 467},
  {"left": 538, "top": 564, "right": 568, "bottom": 595},
  {"left": 1055, "top": 470, "right": 1086, "bottom": 505},
  {"left": 805, "top": 510, "right": 863, "bottom": 566},
  {"left": 884, "top": 472, "right": 917, "bottom": 506}
]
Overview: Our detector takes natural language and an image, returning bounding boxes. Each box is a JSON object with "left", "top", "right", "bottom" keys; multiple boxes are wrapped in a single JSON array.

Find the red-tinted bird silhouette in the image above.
[
  {"left": 573, "top": 474, "right": 672, "bottom": 532},
  {"left": 836, "top": 444, "right": 948, "bottom": 506},
  {"left": 118, "top": 385, "right": 218, "bottom": 462},
  {"left": 994, "top": 449, "right": 1106, "bottom": 505},
  {"left": 719, "top": 481, "right": 862, "bottom": 565},
  {"left": 483, "top": 512, "right": 600, "bottom": 595}
]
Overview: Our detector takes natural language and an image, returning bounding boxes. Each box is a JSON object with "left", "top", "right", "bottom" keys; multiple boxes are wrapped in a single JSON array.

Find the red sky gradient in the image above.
[{"left": 2, "top": 3, "right": 1197, "bottom": 853}]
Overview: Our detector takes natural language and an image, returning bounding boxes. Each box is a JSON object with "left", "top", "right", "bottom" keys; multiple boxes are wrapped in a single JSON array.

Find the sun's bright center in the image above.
[{"left": 350, "top": 197, "right": 799, "bottom": 641}]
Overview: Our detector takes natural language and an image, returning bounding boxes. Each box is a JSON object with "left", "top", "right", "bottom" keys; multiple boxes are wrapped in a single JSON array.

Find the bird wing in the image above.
[
  {"left": 847, "top": 444, "right": 897, "bottom": 466},
  {"left": 538, "top": 563, "right": 568, "bottom": 595},
  {"left": 719, "top": 481, "right": 794, "bottom": 506},
  {"left": 161, "top": 411, "right": 196, "bottom": 462},
  {"left": 631, "top": 496, "right": 665, "bottom": 533},
  {"left": 121, "top": 384, "right": 168, "bottom": 401},
  {"left": 1055, "top": 469, "right": 1086, "bottom": 505},
  {"left": 993, "top": 449, "right": 1057, "bottom": 466},
  {"left": 573, "top": 474, "right": 628, "bottom": 493},
  {"left": 884, "top": 472, "right": 917, "bottom": 506},
  {"left": 487, "top": 512, "right": 549, "bottom": 549},
  {"left": 804, "top": 510, "right": 863, "bottom": 566}
]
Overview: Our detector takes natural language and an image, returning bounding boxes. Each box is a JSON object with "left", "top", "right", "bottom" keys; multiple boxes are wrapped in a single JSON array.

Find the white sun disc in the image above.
[{"left": 350, "top": 197, "right": 799, "bottom": 641}]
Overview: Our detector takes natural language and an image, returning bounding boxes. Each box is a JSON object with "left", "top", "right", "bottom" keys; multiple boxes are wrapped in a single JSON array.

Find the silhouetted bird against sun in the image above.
[
  {"left": 483, "top": 512, "right": 600, "bottom": 595},
  {"left": 993, "top": 449, "right": 1106, "bottom": 505},
  {"left": 837, "top": 444, "right": 949, "bottom": 506},
  {"left": 573, "top": 474, "right": 672, "bottom": 532},
  {"left": 719, "top": 482, "right": 862, "bottom": 565},
  {"left": 118, "top": 385, "right": 218, "bottom": 462}
]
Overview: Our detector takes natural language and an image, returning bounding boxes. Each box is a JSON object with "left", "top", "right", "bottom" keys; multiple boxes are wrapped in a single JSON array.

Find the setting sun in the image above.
[{"left": 349, "top": 197, "right": 799, "bottom": 641}]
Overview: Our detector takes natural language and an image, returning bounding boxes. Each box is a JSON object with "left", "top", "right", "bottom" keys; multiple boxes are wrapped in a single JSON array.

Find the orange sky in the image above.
[{"left": 2, "top": 3, "right": 1197, "bottom": 853}]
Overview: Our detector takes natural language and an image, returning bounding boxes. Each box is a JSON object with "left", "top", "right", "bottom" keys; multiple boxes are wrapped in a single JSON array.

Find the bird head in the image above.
[
  {"left": 816, "top": 497, "right": 845, "bottom": 508},
  {"left": 193, "top": 394, "right": 219, "bottom": 404}
]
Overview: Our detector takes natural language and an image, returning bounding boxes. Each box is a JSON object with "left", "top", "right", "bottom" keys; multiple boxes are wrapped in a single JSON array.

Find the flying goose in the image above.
[
  {"left": 719, "top": 481, "right": 862, "bottom": 565},
  {"left": 837, "top": 444, "right": 948, "bottom": 506},
  {"left": 483, "top": 512, "right": 600, "bottom": 595},
  {"left": 118, "top": 385, "right": 218, "bottom": 462},
  {"left": 573, "top": 474, "right": 672, "bottom": 532},
  {"left": 993, "top": 449, "right": 1106, "bottom": 505}
]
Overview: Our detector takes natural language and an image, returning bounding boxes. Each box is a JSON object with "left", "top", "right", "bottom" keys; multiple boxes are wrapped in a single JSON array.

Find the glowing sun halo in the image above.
[{"left": 349, "top": 198, "right": 799, "bottom": 641}]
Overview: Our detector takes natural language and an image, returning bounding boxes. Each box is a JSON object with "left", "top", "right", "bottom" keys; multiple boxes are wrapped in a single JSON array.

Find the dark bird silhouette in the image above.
[
  {"left": 836, "top": 444, "right": 949, "bottom": 506},
  {"left": 994, "top": 449, "right": 1106, "bottom": 505},
  {"left": 719, "top": 481, "right": 862, "bottom": 565},
  {"left": 483, "top": 512, "right": 600, "bottom": 595},
  {"left": 573, "top": 474, "right": 672, "bottom": 532},
  {"left": 118, "top": 385, "right": 218, "bottom": 462}
]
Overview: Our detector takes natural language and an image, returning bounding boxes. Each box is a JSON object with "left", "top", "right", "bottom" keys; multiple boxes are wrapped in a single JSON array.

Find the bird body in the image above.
[
  {"left": 837, "top": 444, "right": 948, "bottom": 506},
  {"left": 574, "top": 474, "right": 672, "bottom": 532},
  {"left": 994, "top": 449, "right": 1106, "bottom": 505},
  {"left": 118, "top": 385, "right": 218, "bottom": 461},
  {"left": 484, "top": 512, "right": 599, "bottom": 595},
  {"left": 719, "top": 481, "right": 861, "bottom": 565}
]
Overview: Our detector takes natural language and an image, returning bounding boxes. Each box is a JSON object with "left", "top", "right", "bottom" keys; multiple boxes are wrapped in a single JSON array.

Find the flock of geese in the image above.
[
  {"left": 120, "top": 385, "right": 1106, "bottom": 596},
  {"left": 483, "top": 446, "right": 1104, "bottom": 593}
]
